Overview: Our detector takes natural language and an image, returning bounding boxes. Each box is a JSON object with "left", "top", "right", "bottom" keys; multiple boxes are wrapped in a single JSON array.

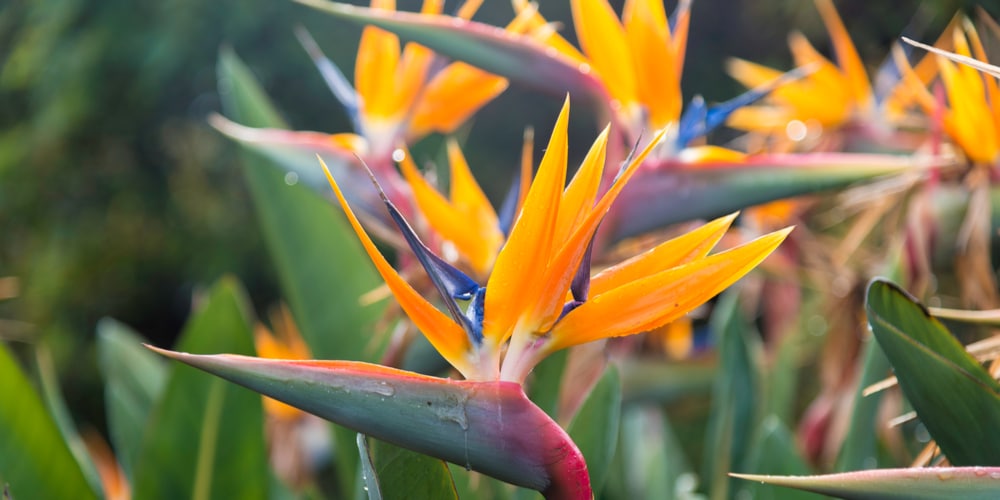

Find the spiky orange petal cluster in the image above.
[{"left": 726, "top": 0, "right": 873, "bottom": 132}]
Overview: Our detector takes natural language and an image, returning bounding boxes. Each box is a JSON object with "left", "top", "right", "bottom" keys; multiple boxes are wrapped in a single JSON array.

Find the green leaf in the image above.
[
  {"left": 357, "top": 434, "right": 384, "bottom": 500},
  {"left": 133, "top": 278, "right": 268, "bottom": 500},
  {"left": 0, "top": 342, "right": 97, "bottom": 499},
  {"left": 217, "top": 48, "right": 385, "bottom": 363},
  {"left": 834, "top": 340, "right": 890, "bottom": 472},
  {"left": 866, "top": 279, "right": 1000, "bottom": 466},
  {"left": 619, "top": 358, "right": 716, "bottom": 405},
  {"left": 217, "top": 47, "right": 287, "bottom": 129},
  {"left": 704, "top": 290, "right": 761, "bottom": 499},
  {"left": 608, "top": 154, "right": 934, "bottom": 242},
  {"left": 566, "top": 364, "right": 621, "bottom": 494},
  {"left": 96, "top": 318, "right": 167, "bottom": 481},
  {"left": 218, "top": 49, "right": 388, "bottom": 496},
  {"left": 741, "top": 416, "right": 821, "bottom": 500},
  {"left": 610, "top": 407, "right": 694, "bottom": 500},
  {"left": 295, "top": 0, "right": 607, "bottom": 103},
  {"left": 149, "top": 349, "right": 593, "bottom": 497},
  {"left": 361, "top": 436, "right": 458, "bottom": 500},
  {"left": 33, "top": 344, "right": 103, "bottom": 495},
  {"left": 732, "top": 467, "right": 1000, "bottom": 499}
]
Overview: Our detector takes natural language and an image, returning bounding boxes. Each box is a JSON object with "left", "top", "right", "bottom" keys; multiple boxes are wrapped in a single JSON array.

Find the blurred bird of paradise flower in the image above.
[
  {"left": 896, "top": 19, "right": 1000, "bottom": 168},
  {"left": 153, "top": 99, "right": 790, "bottom": 497},
  {"left": 726, "top": 0, "right": 874, "bottom": 136},
  {"left": 513, "top": 0, "right": 689, "bottom": 135},
  {"left": 511, "top": 0, "right": 761, "bottom": 162},
  {"left": 211, "top": 0, "right": 509, "bottom": 219},
  {"left": 325, "top": 99, "right": 791, "bottom": 382}
]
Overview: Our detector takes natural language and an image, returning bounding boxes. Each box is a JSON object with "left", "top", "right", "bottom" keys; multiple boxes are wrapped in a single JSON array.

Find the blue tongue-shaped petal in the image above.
[
  {"left": 497, "top": 169, "right": 523, "bottom": 237},
  {"left": 362, "top": 165, "right": 485, "bottom": 344},
  {"left": 675, "top": 66, "right": 813, "bottom": 149},
  {"left": 295, "top": 26, "right": 362, "bottom": 133},
  {"left": 668, "top": 0, "right": 691, "bottom": 34}
]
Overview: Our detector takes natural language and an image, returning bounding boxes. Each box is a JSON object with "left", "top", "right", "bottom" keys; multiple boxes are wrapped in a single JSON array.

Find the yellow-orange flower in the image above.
[
  {"left": 897, "top": 20, "right": 1000, "bottom": 166},
  {"left": 726, "top": 0, "right": 873, "bottom": 133},
  {"left": 512, "top": 0, "right": 689, "bottom": 132},
  {"left": 322, "top": 99, "right": 791, "bottom": 382},
  {"left": 354, "top": 0, "right": 507, "bottom": 155}
]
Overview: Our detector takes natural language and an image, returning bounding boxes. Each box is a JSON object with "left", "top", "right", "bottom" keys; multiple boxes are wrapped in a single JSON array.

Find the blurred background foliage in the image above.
[{"left": 0, "top": 0, "right": 993, "bottom": 435}]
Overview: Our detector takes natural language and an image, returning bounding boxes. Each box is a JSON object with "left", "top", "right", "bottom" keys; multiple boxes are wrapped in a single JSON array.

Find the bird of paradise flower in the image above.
[
  {"left": 152, "top": 100, "right": 790, "bottom": 497},
  {"left": 211, "top": 0, "right": 511, "bottom": 222}
]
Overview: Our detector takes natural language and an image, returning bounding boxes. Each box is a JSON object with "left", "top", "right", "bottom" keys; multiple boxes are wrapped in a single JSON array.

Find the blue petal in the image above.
[
  {"left": 463, "top": 287, "right": 486, "bottom": 344},
  {"left": 295, "top": 26, "right": 363, "bottom": 133},
  {"left": 674, "top": 95, "right": 708, "bottom": 149},
  {"left": 874, "top": 43, "right": 908, "bottom": 105},
  {"left": 668, "top": 0, "right": 691, "bottom": 35},
  {"left": 498, "top": 169, "right": 523, "bottom": 237},
  {"left": 570, "top": 236, "right": 595, "bottom": 303},
  {"left": 675, "top": 66, "right": 812, "bottom": 148},
  {"left": 362, "top": 166, "right": 485, "bottom": 344}
]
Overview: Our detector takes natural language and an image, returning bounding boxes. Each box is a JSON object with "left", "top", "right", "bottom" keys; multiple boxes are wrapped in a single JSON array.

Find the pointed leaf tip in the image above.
[
  {"left": 732, "top": 467, "right": 1000, "bottom": 499},
  {"left": 143, "top": 349, "right": 592, "bottom": 497}
]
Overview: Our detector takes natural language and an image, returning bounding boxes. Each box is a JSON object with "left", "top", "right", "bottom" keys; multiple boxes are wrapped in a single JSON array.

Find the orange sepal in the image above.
[
  {"left": 409, "top": 62, "right": 509, "bottom": 137},
  {"left": 571, "top": 0, "right": 638, "bottom": 107},
  {"left": 397, "top": 146, "right": 501, "bottom": 277},
  {"left": 320, "top": 158, "right": 475, "bottom": 377},
  {"left": 590, "top": 213, "right": 737, "bottom": 295},
  {"left": 624, "top": 0, "right": 680, "bottom": 127},
  {"left": 527, "top": 127, "right": 668, "bottom": 333},
  {"left": 547, "top": 227, "right": 792, "bottom": 351},
  {"left": 355, "top": 23, "right": 402, "bottom": 123},
  {"left": 484, "top": 98, "right": 571, "bottom": 345},
  {"left": 815, "top": 0, "right": 872, "bottom": 110}
]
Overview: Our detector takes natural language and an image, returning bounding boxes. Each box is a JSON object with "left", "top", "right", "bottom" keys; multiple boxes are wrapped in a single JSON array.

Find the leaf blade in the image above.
[{"left": 865, "top": 279, "right": 1000, "bottom": 466}]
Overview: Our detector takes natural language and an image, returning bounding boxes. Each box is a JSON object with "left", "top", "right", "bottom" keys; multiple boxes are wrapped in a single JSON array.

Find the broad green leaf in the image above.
[
  {"left": 133, "top": 279, "right": 268, "bottom": 500},
  {"left": 33, "top": 344, "right": 102, "bottom": 494},
  {"left": 732, "top": 467, "right": 1000, "bottom": 499},
  {"left": 865, "top": 279, "right": 1000, "bottom": 466},
  {"left": 0, "top": 342, "right": 97, "bottom": 500},
  {"left": 703, "top": 290, "right": 761, "bottom": 499},
  {"left": 741, "top": 416, "right": 821, "bottom": 500},
  {"left": 362, "top": 436, "right": 458, "bottom": 500},
  {"left": 218, "top": 49, "right": 387, "bottom": 496},
  {"left": 150, "top": 349, "right": 593, "bottom": 498},
  {"left": 96, "top": 318, "right": 167, "bottom": 481},
  {"left": 610, "top": 407, "right": 694, "bottom": 500},
  {"left": 834, "top": 340, "right": 889, "bottom": 472},
  {"left": 835, "top": 248, "right": 904, "bottom": 472},
  {"left": 566, "top": 365, "right": 621, "bottom": 494},
  {"left": 217, "top": 48, "right": 385, "bottom": 363},
  {"left": 217, "top": 47, "right": 287, "bottom": 129},
  {"left": 607, "top": 154, "right": 935, "bottom": 242},
  {"left": 619, "top": 358, "right": 716, "bottom": 405},
  {"left": 295, "top": 0, "right": 607, "bottom": 103}
]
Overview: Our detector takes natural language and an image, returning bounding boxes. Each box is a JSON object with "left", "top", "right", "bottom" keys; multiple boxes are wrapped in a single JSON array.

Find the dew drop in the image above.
[
  {"left": 360, "top": 380, "right": 395, "bottom": 397},
  {"left": 785, "top": 119, "right": 807, "bottom": 142},
  {"left": 391, "top": 148, "right": 406, "bottom": 162},
  {"left": 284, "top": 171, "right": 299, "bottom": 186}
]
